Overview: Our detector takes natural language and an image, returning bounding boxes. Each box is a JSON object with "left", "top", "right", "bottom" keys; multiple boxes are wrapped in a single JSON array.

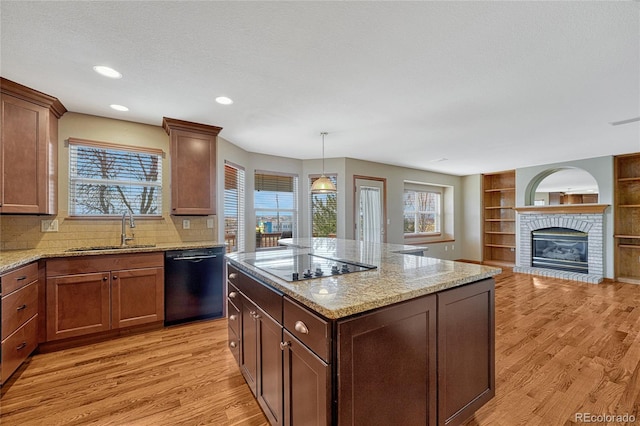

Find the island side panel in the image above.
[
  {"left": 337, "top": 294, "right": 438, "bottom": 426},
  {"left": 437, "top": 277, "right": 496, "bottom": 426}
]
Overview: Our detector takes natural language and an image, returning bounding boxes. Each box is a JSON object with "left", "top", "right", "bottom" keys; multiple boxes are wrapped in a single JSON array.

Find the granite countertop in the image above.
[
  {"left": 226, "top": 238, "right": 502, "bottom": 319},
  {"left": 0, "top": 241, "right": 225, "bottom": 274}
]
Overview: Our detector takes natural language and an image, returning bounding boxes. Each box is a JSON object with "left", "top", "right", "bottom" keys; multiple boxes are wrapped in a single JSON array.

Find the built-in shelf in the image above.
[
  {"left": 482, "top": 170, "right": 516, "bottom": 266},
  {"left": 614, "top": 152, "right": 640, "bottom": 282}
]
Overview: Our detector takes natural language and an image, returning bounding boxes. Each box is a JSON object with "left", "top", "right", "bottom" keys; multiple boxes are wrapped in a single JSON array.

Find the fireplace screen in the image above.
[{"left": 532, "top": 227, "right": 588, "bottom": 274}]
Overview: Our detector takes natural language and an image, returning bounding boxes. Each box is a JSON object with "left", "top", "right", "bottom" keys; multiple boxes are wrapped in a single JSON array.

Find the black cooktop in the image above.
[{"left": 246, "top": 252, "right": 377, "bottom": 282}]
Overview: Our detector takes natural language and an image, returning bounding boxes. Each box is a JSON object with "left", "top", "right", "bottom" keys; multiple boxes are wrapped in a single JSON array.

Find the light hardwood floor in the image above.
[{"left": 1, "top": 270, "right": 639, "bottom": 425}]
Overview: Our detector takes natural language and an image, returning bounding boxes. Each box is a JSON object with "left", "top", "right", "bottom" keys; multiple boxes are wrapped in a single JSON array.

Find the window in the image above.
[
  {"left": 255, "top": 171, "right": 298, "bottom": 248},
  {"left": 403, "top": 184, "right": 442, "bottom": 235},
  {"left": 309, "top": 175, "right": 337, "bottom": 237},
  {"left": 69, "top": 138, "right": 162, "bottom": 216},
  {"left": 224, "top": 161, "right": 246, "bottom": 253}
]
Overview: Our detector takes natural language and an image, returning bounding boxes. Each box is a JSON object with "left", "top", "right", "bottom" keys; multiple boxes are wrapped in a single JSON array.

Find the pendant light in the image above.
[{"left": 311, "top": 132, "right": 337, "bottom": 193}]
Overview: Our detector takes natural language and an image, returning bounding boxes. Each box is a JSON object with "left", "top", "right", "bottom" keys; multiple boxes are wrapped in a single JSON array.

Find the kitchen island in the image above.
[{"left": 225, "top": 238, "right": 501, "bottom": 426}]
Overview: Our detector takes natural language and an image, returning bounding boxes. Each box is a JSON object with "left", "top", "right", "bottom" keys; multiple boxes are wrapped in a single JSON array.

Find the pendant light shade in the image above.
[{"left": 311, "top": 132, "right": 337, "bottom": 194}]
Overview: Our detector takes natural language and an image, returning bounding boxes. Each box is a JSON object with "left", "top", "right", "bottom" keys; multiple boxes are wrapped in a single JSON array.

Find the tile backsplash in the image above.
[{"left": 0, "top": 213, "right": 217, "bottom": 251}]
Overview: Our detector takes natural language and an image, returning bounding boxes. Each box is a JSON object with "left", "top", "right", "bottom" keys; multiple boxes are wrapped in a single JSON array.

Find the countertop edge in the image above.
[{"left": 0, "top": 242, "right": 225, "bottom": 274}]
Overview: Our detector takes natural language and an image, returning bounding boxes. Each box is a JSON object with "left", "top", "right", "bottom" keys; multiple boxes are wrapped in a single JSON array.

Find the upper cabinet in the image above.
[
  {"left": 1, "top": 78, "right": 66, "bottom": 214},
  {"left": 162, "top": 117, "right": 222, "bottom": 215},
  {"left": 614, "top": 153, "right": 640, "bottom": 284}
]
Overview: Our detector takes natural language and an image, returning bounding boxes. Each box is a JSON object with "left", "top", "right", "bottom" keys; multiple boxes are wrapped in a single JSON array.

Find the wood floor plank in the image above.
[{"left": 1, "top": 269, "right": 639, "bottom": 425}]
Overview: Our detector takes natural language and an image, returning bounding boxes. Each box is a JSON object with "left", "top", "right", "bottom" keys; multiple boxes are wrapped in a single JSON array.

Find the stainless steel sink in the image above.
[{"left": 66, "top": 244, "right": 156, "bottom": 252}]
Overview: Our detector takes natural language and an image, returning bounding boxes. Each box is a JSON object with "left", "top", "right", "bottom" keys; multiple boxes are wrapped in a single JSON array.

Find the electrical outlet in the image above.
[
  {"left": 182, "top": 219, "right": 190, "bottom": 229},
  {"left": 451, "top": 244, "right": 455, "bottom": 251},
  {"left": 445, "top": 246, "right": 448, "bottom": 251},
  {"left": 41, "top": 219, "right": 58, "bottom": 232},
  {"left": 207, "top": 219, "right": 214, "bottom": 229}
]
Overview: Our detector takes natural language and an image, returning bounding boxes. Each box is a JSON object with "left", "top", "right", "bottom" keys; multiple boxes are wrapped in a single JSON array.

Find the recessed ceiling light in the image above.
[
  {"left": 215, "top": 96, "right": 233, "bottom": 105},
  {"left": 93, "top": 65, "right": 122, "bottom": 79},
  {"left": 110, "top": 104, "right": 129, "bottom": 112}
]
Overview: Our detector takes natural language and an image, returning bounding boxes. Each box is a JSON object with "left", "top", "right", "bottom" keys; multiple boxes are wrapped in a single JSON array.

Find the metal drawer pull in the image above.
[
  {"left": 280, "top": 341, "right": 291, "bottom": 350},
  {"left": 229, "top": 314, "right": 237, "bottom": 321},
  {"left": 250, "top": 311, "right": 260, "bottom": 320},
  {"left": 228, "top": 291, "right": 238, "bottom": 299},
  {"left": 17, "top": 275, "right": 27, "bottom": 281},
  {"left": 16, "top": 304, "right": 27, "bottom": 311},
  {"left": 294, "top": 321, "right": 309, "bottom": 334},
  {"left": 16, "top": 342, "right": 27, "bottom": 351},
  {"left": 230, "top": 341, "right": 237, "bottom": 349},
  {"left": 229, "top": 273, "right": 237, "bottom": 279}
]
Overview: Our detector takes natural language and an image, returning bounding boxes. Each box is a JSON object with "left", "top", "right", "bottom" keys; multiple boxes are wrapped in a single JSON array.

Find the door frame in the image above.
[{"left": 353, "top": 175, "right": 387, "bottom": 243}]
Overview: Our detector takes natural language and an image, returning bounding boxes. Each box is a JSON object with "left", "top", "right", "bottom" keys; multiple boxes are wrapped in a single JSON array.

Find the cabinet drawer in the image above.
[
  {"left": 2, "top": 280, "right": 38, "bottom": 340},
  {"left": 1, "top": 262, "right": 38, "bottom": 295},
  {"left": 228, "top": 264, "right": 282, "bottom": 323},
  {"left": 228, "top": 326, "right": 240, "bottom": 365},
  {"left": 1, "top": 314, "right": 38, "bottom": 383},
  {"left": 284, "top": 297, "right": 331, "bottom": 362},
  {"left": 227, "top": 297, "right": 240, "bottom": 337}
]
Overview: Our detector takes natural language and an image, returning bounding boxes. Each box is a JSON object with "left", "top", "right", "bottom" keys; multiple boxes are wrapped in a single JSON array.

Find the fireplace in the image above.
[{"left": 531, "top": 227, "right": 588, "bottom": 274}]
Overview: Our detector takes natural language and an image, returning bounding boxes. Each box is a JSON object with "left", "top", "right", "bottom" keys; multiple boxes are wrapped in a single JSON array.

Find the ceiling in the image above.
[{"left": 1, "top": 1, "right": 639, "bottom": 176}]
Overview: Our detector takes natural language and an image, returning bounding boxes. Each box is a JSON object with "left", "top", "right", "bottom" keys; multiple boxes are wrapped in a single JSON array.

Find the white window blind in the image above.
[
  {"left": 224, "top": 161, "right": 246, "bottom": 253},
  {"left": 403, "top": 183, "right": 442, "bottom": 235},
  {"left": 309, "top": 174, "right": 337, "bottom": 237},
  {"left": 68, "top": 138, "right": 162, "bottom": 216},
  {"left": 254, "top": 171, "right": 298, "bottom": 248}
]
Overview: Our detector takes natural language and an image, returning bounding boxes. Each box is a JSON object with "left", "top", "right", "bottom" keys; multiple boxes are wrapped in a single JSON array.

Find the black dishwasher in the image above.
[{"left": 164, "top": 246, "right": 225, "bottom": 326}]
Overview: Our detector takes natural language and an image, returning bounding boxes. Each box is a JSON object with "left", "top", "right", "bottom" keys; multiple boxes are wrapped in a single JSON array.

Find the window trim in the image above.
[
  {"left": 68, "top": 137, "right": 164, "bottom": 218},
  {"left": 403, "top": 183, "right": 443, "bottom": 237},
  {"left": 309, "top": 173, "right": 338, "bottom": 237}
]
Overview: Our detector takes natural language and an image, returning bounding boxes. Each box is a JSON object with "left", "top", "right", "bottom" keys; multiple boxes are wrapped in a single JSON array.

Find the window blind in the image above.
[
  {"left": 309, "top": 174, "right": 337, "bottom": 237},
  {"left": 224, "top": 161, "right": 246, "bottom": 253},
  {"left": 254, "top": 171, "right": 298, "bottom": 247},
  {"left": 68, "top": 138, "right": 162, "bottom": 216}
]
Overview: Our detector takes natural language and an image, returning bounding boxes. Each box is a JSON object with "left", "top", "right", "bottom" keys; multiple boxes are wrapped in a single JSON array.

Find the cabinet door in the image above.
[
  {"left": 0, "top": 94, "right": 48, "bottom": 213},
  {"left": 437, "top": 278, "right": 495, "bottom": 426},
  {"left": 240, "top": 296, "right": 259, "bottom": 395},
  {"left": 283, "top": 330, "right": 330, "bottom": 426},
  {"left": 111, "top": 267, "right": 164, "bottom": 329},
  {"left": 255, "top": 307, "right": 284, "bottom": 426},
  {"left": 337, "top": 294, "right": 437, "bottom": 426},
  {"left": 170, "top": 129, "right": 216, "bottom": 215},
  {"left": 46, "top": 272, "right": 111, "bottom": 341}
]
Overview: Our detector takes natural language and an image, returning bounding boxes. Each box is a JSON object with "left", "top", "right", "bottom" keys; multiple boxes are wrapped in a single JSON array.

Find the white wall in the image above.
[{"left": 461, "top": 174, "right": 482, "bottom": 262}]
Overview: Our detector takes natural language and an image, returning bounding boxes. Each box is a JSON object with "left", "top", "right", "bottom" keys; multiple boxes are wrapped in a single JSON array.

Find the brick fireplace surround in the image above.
[{"left": 513, "top": 205, "right": 609, "bottom": 283}]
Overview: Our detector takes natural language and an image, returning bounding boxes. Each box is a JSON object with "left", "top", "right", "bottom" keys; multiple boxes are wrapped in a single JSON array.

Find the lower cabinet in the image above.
[
  {"left": 337, "top": 293, "right": 437, "bottom": 425},
  {"left": 1, "top": 262, "right": 40, "bottom": 384},
  {"left": 226, "top": 262, "right": 495, "bottom": 426},
  {"left": 46, "top": 253, "right": 164, "bottom": 341},
  {"left": 282, "top": 330, "right": 330, "bottom": 426}
]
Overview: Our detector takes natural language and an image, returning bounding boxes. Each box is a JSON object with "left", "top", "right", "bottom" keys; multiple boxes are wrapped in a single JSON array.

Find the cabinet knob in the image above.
[
  {"left": 229, "top": 273, "right": 237, "bottom": 279},
  {"left": 229, "top": 341, "right": 237, "bottom": 349},
  {"left": 103, "top": 276, "right": 108, "bottom": 281},
  {"left": 228, "top": 291, "right": 238, "bottom": 299},
  {"left": 16, "top": 304, "right": 27, "bottom": 311},
  {"left": 113, "top": 275, "right": 118, "bottom": 280},
  {"left": 229, "top": 314, "right": 237, "bottom": 321},
  {"left": 294, "top": 321, "right": 309, "bottom": 334},
  {"left": 280, "top": 341, "right": 291, "bottom": 350}
]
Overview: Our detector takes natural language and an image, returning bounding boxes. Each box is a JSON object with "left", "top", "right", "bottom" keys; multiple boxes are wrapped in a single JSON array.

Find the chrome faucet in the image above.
[{"left": 121, "top": 210, "right": 136, "bottom": 246}]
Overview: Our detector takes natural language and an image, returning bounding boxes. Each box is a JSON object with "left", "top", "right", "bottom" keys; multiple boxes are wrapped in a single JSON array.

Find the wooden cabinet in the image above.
[
  {"left": 1, "top": 262, "right": 39, "bottom": 384},
  {"left": 228, "top": 265, "right": 284, "bottom": 426},
  {"left": 337, "top": 293, "right": 437, "bottom": 425},
  {"left": 45, "top": 253, "right": 164, "bottom": 341},
  {"left": 614, "top": 153, "right": 640, "bottom": 283},
  {"left": 162, "top": 117, "right": 222, "bottom": 215},
  {"left": 227, "top": 261, "right": 495, "bottom": 426},
  {"left": 1, "top": 78, "right": 66, "bottom": 214},
  {"left": 482, "top": 170, "right": 516, "bottom": 266},
  {"left": 437, "top": 278, "right": 495, "bottom": 426}
]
